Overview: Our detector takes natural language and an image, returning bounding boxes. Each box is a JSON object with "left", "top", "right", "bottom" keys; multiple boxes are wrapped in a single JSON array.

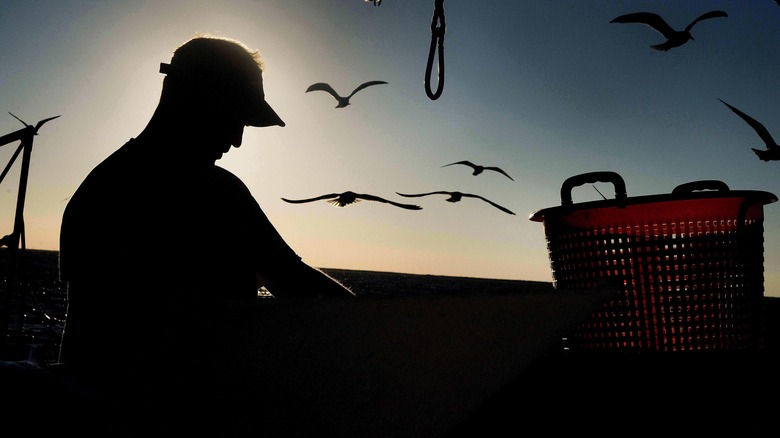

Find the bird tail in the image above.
[
  {"left": 650, "top": 43, "right": 671, "bottom": 52},
  {"left": 752, "top": 148, "right": 771, "bottom": 161}
]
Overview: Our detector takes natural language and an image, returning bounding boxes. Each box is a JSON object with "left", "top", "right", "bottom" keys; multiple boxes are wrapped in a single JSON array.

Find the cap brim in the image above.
[{"left": 248, "top": 99, "right": 285, "bottom": 127}]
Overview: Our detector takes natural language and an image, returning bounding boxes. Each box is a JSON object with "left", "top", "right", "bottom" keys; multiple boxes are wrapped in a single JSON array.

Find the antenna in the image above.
[{"left": 592, "top": 185, "right": 607, "bottom": 200}]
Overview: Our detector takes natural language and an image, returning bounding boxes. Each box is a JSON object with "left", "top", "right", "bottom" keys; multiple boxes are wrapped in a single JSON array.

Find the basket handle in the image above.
[
  {"left": 671, "top": 180, "right": 730, "bottom": 194},
  {"left": 560, "top": 171, "right": 627, "bottom": 206}
]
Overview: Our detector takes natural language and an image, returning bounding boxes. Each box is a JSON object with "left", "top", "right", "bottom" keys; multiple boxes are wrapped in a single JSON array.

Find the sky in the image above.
[{"left": 1, "top": 0, "right": 780, "bottom": 297}]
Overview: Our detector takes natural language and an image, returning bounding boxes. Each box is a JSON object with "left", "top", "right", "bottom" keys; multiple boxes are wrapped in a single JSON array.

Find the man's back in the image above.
[{"left": 58, "top": 137, "right": 298, "bottom": 375}]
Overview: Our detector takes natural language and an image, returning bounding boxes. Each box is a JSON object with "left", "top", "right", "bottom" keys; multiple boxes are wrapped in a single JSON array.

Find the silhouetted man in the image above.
[{"left": 57, "top": 36, "right": 355, "bottom": 422}]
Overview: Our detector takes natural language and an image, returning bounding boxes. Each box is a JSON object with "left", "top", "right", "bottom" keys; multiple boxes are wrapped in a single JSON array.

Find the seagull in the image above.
[
  {"left": 718, "top": 98, "right": 780, "bottom": 161},
  {"left": 442, "top": 160, "right": 514, "bottom": 181},
  {"left": 610, "top": 10, "right": 728, "bottom": 52},
  {"left": 282, "top": 191, "right": 422, "bottom": 210},
  {"left": 396, "top": 191, "right": 515, "bottom": 215},
  {"left": 305, "top": 81, "right": 388, "bottom": 108}
]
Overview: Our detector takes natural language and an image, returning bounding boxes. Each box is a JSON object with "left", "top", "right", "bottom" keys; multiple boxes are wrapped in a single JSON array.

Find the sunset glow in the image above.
[{"left": 1, "top": 1, "right": 779, "bottom": 296}]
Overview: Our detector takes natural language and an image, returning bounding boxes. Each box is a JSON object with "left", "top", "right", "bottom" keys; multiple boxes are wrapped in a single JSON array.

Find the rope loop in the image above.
[{"left": 424, "top": 0, "right": 445, "bottom": 100}]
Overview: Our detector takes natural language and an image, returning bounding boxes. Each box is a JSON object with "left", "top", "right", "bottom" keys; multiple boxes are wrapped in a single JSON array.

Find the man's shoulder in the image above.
[
  {"left": 68, "top": 141, "right": 136, "bottom": 197},
  {"left": 84, "top": 140, "right": 139, "bottom": 176}
]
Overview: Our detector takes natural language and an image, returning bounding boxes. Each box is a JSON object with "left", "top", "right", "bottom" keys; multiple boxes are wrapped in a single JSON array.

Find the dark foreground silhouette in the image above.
[
  {"left": 3, "top": 290, "right": 779, "bottom": 437},
  {"left": 2, "top": 250, "right": 779, "bottom": 436}
]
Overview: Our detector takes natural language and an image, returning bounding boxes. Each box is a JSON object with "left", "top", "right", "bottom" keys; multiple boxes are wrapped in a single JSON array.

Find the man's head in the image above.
[{"left": 159, "top": 35, "right": 285, "bottom": 128}]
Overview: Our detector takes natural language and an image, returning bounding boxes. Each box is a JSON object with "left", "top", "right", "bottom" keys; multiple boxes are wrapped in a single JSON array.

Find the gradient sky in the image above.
[{"left": 2, "top": 1, "right": 780, "bottom": 297}]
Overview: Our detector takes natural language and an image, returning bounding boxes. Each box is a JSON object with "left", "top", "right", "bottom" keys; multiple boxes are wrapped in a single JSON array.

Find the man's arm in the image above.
[{"left": 258, "top": 260, "right": 356, "bottom": 299}]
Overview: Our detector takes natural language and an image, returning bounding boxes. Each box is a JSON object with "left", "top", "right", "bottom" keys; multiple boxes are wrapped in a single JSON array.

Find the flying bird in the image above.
[
  {"left": 610, "top": 10, "right": 728, "bottom": 52},
  {"left": 442, "top": 160, "right": 514, "bottom": 181},
  {"left": 718, "top": 98, "right": 780, "bottom": 161},
  {"left": 305, "top": 81, "right": 388, "bottom": 108},
  {"left": 396, "top": 191, "right": 515, "bottom": 215},
  {"left": 282, "top": 191, "right": 422, "bottom": 210}
]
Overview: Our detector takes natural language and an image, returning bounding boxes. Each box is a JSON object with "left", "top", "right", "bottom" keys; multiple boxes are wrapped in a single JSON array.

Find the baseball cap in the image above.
[{"left": 159, "top": 37, "right": 285, "bottom": 127}]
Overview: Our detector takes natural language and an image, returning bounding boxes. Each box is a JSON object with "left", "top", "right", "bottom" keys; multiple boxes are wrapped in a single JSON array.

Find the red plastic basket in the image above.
[{"left": 530, "top": 171, "right": 778, "bottom": 352}]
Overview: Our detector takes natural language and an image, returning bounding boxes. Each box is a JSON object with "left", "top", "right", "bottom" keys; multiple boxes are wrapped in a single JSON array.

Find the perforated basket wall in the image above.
[{"left": 530, "top": 173, "right": 777, "bottom": 352}]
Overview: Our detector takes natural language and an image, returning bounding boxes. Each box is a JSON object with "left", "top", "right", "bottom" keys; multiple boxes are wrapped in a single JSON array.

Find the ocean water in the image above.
[{"left": 0, "top": 248, "right": 553, "bottom": 365}]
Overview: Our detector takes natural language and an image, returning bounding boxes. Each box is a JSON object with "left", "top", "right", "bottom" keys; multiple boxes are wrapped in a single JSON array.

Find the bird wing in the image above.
[
  {"left": 685, "top": 10, "right": 728, "bottom": 32},
  {"left": 306, "top": 83, "right": 342, "bottom": 100},
  {"left": 484, "top": 166, "right": 515, "bottom": 181},
  {"left": 461, "top": 193, "right": 516, "bottom": 215},
  {"left": 396, "top": 191, "right": 449, "bottom": 198},
  {"left": 355, "top": 193, "right": 422, "bottom": 210},
  {"left": 281, "top": 193, "right": 341, "bottom": 204},
  {"left": 347, "top": 81, "right": 388, "bottom": 98},
  {"left": 610, "top": 12, "right": 676, "bottom": 38},
  {"left": 441, "top": 160, "right": 476, "bottom": 169},
  {"left": 719, "top": 99, "right": 778, "bottom": 150}
]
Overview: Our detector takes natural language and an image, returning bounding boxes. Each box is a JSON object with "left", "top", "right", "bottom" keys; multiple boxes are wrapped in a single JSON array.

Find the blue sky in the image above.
[{"left": 2, "top": 1, "right": 780, "bottom": 296}]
